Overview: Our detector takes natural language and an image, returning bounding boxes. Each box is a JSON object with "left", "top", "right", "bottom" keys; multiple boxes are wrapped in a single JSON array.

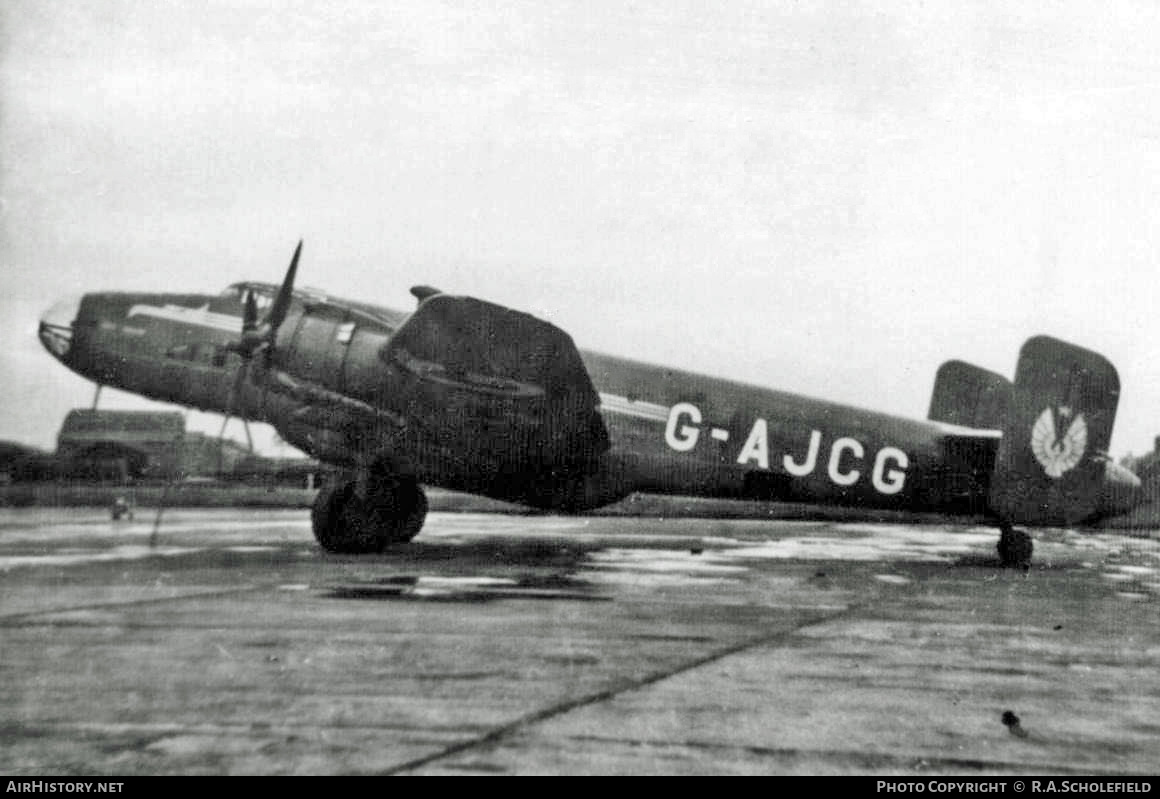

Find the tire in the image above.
[
  {"left": 388, "top": 480, "right": 427, "bottom": 544},
  {"left": 311, "top": 481, "right": 382, "bottom": 554},
  {"left": 311, "top": 478, "right": 428, "bottom": 553},
  {"left": 997, "top": 526, "right": 1033, "bottom": 570},
  {"left": 366, "top": 477, "right": 427, "bottom": 545}
]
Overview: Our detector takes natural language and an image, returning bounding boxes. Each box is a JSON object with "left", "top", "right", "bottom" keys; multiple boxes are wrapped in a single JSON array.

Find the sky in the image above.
[{"left": 2, "top": 1, "right": 1160, "bottom": 458}]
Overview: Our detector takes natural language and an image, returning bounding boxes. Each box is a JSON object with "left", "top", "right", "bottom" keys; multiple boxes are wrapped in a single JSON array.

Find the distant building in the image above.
[
  {"left": 57, "top": 410, "right": 185, "bottom": 479},
  {"left": 50, "top": 409, "right": 316, "bottom": 483}
]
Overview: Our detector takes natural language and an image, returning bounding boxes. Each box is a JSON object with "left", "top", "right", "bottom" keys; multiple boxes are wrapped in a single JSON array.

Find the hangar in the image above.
[
  {"left": 56, "top": 410, "right": 186, "bottom": 480},
  {"left": 52, "top": 410, "right": 302, "bottom": 483}
]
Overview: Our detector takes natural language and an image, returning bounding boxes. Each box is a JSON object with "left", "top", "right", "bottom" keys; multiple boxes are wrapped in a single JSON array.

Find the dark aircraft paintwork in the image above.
[{"left": 37, "top": 245, "right": 1142, "bottom": 562}]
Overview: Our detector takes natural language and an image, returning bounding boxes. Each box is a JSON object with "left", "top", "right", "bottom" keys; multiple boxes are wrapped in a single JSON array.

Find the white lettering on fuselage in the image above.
[
  {"left": 872, "top": 447, "right": 909, "bottom": 494},
  {"left": 784, "top": 429, "right": 821, "bottom": 476},
  {"left": 664, "top": 403, "right": 911, "bottom": 496},
  {"left": 736, "top": 418, "right": 769, "bottom": 469},
  {"left": 664, "top": 402, "right": 702, "bottom": 452},
  {"left": 828, "top": 437, "right": 863, "bottom": 486}
]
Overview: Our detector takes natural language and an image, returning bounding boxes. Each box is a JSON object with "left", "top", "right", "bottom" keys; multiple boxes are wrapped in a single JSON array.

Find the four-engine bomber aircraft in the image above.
[{"left": 38, "top": 243, "right": 1143, "bottom": 566}]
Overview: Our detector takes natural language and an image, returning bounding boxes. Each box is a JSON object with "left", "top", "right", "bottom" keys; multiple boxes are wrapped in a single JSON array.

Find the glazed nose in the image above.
[{"left": 39, "top": 295, "right": 82, "bottom": 360}]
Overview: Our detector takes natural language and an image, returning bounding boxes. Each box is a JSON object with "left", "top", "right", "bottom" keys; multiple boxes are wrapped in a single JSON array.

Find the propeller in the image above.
[
  {"left": 231, "top": 240, "right": 303, "bottom": 358},
  {"left": 218, "top": 240, "right": 303, "bottom": 473},
  {"left": 242, "top": 290, "right": 259, "bottom": 336}
]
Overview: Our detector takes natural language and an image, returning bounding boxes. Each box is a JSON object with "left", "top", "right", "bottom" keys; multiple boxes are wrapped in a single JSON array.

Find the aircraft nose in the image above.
[{"left": 38, "top": 295, "right": 82, "bottom": 360}]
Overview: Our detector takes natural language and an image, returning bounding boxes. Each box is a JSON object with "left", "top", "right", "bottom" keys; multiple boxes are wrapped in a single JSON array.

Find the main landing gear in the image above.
[
  {"left": 311, "top": 472, "right": 428, "bottom": 553},
  {"left": 997, "top": 522, "right": 1033, "bottom": 570}
]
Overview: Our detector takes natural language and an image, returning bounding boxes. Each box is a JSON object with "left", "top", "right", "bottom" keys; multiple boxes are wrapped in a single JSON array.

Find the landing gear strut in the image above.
[
  {"left": 312, "top": 473, "right": 428, "bottom": 553},
  {"left": 997, "top": 523, "right": 1033, "bottom": 570}
]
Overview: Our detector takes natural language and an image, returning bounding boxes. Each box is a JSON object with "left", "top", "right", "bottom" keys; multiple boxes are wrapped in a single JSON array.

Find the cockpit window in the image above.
[
  {"left": 220, "top": 283, "right": 278, "bottom": 313},
  {"left": 219, "top": 282, "right": 329, "bottom": 305}
]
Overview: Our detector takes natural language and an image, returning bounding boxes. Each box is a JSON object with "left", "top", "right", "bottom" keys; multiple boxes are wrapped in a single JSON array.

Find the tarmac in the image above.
[{"left": 1, "top": 506, "right": 1158, "bottom": 775}]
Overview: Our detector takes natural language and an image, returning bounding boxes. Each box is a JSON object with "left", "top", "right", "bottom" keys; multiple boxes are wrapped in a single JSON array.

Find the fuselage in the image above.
[{"left": 38, "top": 284, "right": 1141, "bottom": 520}]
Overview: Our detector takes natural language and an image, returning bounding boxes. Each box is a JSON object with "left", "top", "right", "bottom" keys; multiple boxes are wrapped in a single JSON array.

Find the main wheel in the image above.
[
  {"left": 311, "top": 478, "right": 428, "bottom": 553},
  {"left": 997, "top": 525, "right": 1033, "bottom": 570},
  {"left": 363, "top": 474, "right": 427, "bottom": 545},
  {"left": 312, "top": 481, "right": 382, "bottom": 553}
]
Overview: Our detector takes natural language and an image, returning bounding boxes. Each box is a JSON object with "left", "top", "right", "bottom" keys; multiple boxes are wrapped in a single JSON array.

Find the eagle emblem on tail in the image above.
[{"left": 1030, "top": 406, "right": 1087, "bottom": 478}]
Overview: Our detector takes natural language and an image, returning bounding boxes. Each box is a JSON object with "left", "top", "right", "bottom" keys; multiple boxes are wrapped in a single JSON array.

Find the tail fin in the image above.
[
  {"left": 929, "top": 360, "right": 1012, "bottom": 430},
  {"left": 988, "top": 336, "right": 1120, "bottom": 525}
]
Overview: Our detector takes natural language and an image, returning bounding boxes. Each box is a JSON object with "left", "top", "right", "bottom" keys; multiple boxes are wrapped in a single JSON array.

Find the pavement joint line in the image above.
[
  {"left": 558, "top": 733, "right": 1137, "bottom": 777},
  {"left": 0, "top": 583, "right": 279, "bottom": 624},
  {"left": 380, "top": 600, "right": 873, "bottom": 775}
]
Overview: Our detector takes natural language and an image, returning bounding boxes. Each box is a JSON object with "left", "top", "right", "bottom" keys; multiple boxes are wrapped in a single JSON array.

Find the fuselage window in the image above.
[{"left": 166, "top": 343, "right": 229, "bottom": 368}]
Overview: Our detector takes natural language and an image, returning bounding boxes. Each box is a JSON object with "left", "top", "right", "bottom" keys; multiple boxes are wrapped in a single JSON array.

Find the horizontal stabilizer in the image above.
[{"left": 988, "top": 336, "right": 1119, "bottom": 526}]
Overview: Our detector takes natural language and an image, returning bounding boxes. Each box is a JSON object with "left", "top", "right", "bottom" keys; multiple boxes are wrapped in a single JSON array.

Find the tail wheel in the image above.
[{"left": 997, "top": 525, "right": 1033, "bottom": 570}]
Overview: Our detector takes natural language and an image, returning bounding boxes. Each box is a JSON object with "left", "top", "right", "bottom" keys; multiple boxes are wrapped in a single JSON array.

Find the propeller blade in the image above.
[
  {"left": 265, "top": 239, "right": 302, "bottom": 337},
  {"left": 242, "top": 290, "right": 258, "bottom": 334},
  {"left": 228, "top": 241, "right": 302, "bottom": 358},
  {"left": 251, "top": 239, "right": 304, "bottom": 364}
]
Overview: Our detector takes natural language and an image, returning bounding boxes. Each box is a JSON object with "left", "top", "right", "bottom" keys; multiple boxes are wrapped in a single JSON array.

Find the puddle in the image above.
[
  {"left": 1109, "top": 564, "right": 1157, "bottom": 577},
  {"left": 874, "top": 574, "right": 912, "bottom": 585},
  {"left": 1099, "top": 547, "right": 1160, "bottom": 601},
  {"left": 5, "top": 506, "right": 1158, "bottom": 606},
  {"left": 0, "top": 545, "right": 200, "bottom": 571},
  {"left": 588, "top": 548, "right": 746, "bottom": 574},
  {"left": 583, "top": 548, "right": 747, "bottom": 588},
  {"left": 578, "top": 529, "right": 977, "bottom": 588},
  {"left": 696, "top": 525, "right": 997, "bottom": 564},
  {"left": 323, "top": 574, "right": 602, "bottom": 602},
  {"left": 0, "top": 512, "right": 311, "bottom": 544}
]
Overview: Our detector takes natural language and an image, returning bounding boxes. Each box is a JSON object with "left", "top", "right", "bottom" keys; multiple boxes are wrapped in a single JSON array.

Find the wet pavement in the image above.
[{"left": 1, "top": 508, "right": 1158, "bottom": 775}]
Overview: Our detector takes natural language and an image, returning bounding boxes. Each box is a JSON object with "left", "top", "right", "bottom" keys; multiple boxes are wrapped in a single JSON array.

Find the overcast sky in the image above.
[{"left": 3, "top": 1, "right": 1160, "bottom": 458}]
